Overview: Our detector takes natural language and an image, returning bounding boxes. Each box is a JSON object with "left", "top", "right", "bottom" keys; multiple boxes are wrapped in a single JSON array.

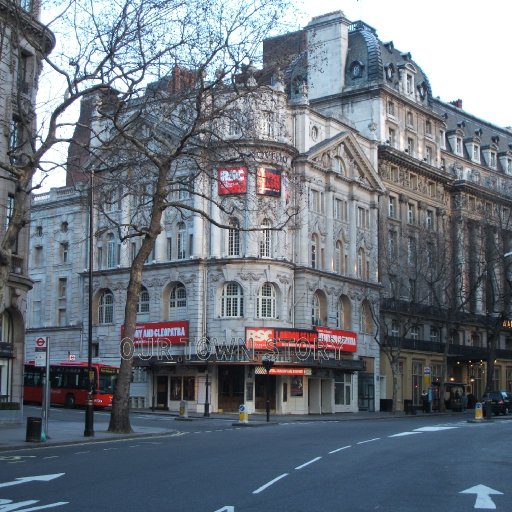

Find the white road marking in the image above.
[
  {"left": 0, "top": 473, "right": 65, "bottom": 489},
  {"left": 356, "top": 438, "right": 380, "bottom": 444},
  {"left": 329, "top": 445, "right": 351, "bottom": 454},
  {"left": 42, "top": 456, "right": 59, "bottom": 459},
  {"left": 460, "top": 484, "right": 503, "bottom": 509},
  {"left": 295, "top": 457, "right": 322, "bottom": 470},
  {"left": 73, "top": 451, "right": 90, "bottom": 455},
  {"left": 8, "top": 501, "right": 69, "bottom": 511},
  {"left": 389, "top": 432, "right": 423, "bottom": 437},
  {"left": 252, "top": 473, "right": 289, "bottom": 494},
  {"left": 414, "top": 426, "right": 458, "bottom": 432}
]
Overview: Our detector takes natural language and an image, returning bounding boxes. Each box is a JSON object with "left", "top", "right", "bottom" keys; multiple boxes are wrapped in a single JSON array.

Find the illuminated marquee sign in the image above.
[
  {"left": 502, "top": 318, "right": 512, "bottom": 330},
  {"left": 218, "top": 166, "right": 247, "bottom": 195},
  {"left": 256, "top": 167, "right": 281, "bottom": 196},
  {"left": 121, "top": 320, "right": 189, "bottom": 345},
  {"left": 245, "top": 327, "right": 357, "bottom": 352}
]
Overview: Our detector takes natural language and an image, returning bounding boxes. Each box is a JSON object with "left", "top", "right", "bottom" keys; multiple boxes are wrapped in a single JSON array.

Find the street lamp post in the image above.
[
  {"left": 204, "top": 369, "right": 210, "bottom": 417},
  {"left": 262, "top": 358, "right": 274, "bottom": 423},
  {"left": 84, "top": 170, "right": 95, "bottom": 437}
]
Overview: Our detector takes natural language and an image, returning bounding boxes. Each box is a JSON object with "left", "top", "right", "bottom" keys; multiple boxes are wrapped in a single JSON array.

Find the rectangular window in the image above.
[
  {"left": 311, "top": 189, "right": 324, "bottom": 213},
  {"left": 60, "top": 242, "right": 69, "bottom": 263},
  {"left": 388, "top": 196, "right": 397, "bottom": 218},
  {"left": 32, "top": 281, "right": 42, "bottom": 326},
  {"left": 430, "top": 327, "right": 439, "bottom": 343},
  {"left": 490, "top": 152, "right": 497, "bottom": 168},
  {"left": 425, "top": 120, "right": 432, "bottom": 136},
  {"left": 456, "top": 137, "right": 462, "bottom": 154},
  {"left": 407, "top": 137, "right": 414, "bottom": 155},
  {"left": 387, "top": 101, "right": 395, "bottom": 117},
  {"left": 425, "top": 146, "right": 432, "bottom": 164},
  {"left": 334, "top": 198, "right": 346, "bottom": 220},
  {"left": 388, "top": 127, "right": 396, "bottom": 147},
  {"left": 262, "top": 111, "right": 274, "bottom": 138},
  {"left": 357, "top": 207, "right": 369, "bottom": 229},
  {"left": 167, "top": 237, "right": 172, "bottom": 260},
  {"left": 388, "top": 231, "right": 397, "bottom": 259},
  {"left": 407, "top": 203, "right": 416, "bottom": 224},
  {"left": 406, "top": 74, "right": 413, "bottom": 94},
  {"left": 426, "top": 210, "right": 434, "bottom": 230}
]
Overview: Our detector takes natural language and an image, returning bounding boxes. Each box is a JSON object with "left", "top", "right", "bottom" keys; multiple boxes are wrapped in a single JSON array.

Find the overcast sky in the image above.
[{"left": 298, "top": 0, "right": 512, "bottom": 129}]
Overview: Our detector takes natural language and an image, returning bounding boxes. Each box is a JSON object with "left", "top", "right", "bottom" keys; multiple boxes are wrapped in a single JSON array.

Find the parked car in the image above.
[{"left": 481, "top": 391, "right": 512, "bottom": 415}]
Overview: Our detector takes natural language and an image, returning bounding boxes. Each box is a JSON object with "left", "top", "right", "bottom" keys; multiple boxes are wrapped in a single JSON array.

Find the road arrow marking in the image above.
[
  {"left": 213, "top": 507, "right": 234, "bottom": 512},
  {"left": 0, "top": 474, "right": 65, "bottom": 489},
  {"left": 460, "top": 484, "right": 503, "bottom": 509}
]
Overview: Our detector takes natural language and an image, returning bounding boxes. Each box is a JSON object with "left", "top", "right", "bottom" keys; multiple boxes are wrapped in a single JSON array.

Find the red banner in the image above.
[
  {"left": 256, "top": 167, "right": 281, "bottom": 196},
  {"left": 218, "top": 167, "right": 247, "bottom": 195},
  {"left": 315, "top": 327, "right": 357, "bottom": 352},
  {"left": 121, "top": 321, "right": 188, "bottom": 345}
]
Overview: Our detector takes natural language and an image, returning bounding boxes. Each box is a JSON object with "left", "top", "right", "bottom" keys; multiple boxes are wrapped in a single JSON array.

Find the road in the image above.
[{"left": 0, "top": 410, "right": 509, "bottom": 511}]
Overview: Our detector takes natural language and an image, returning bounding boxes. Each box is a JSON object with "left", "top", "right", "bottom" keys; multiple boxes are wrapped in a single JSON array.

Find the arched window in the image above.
[
  {"left": 221, "top": 282, "right": 243, "bottom": 317},
  {"left": 228, "top": 218, "right": 240, "bottom": 256},
  {"left": 338, "top": 295, "right": 352, "bottom": 329},
  {"left": 98, "top": 290, "right": 114, "bottom": 324},
  {"left": 311, "top": 292, "right": 321, "bottom": 326},
  {"left": 311, "top": 234, "right": 318, "bottom": 269},
  {"left": 257, "top": 282, "right": 276, "bottom": 318},
  {"left": 137, "top": 286, "right": 150, "bottom": 317},
  {"left": 336, "top": 299, "right": 344, "bottom": 328},
  {"left": 259, "top": 219, "right": 272, "bottom": 258},
  {"left": 360, "top": 300, "right": 372, "bottom": 334},
  {"left": 177, "top": 222, "right": 186, "bottom": 259},
  {"left": 169, "top": 284, "right": 187, "bottom": 319}
]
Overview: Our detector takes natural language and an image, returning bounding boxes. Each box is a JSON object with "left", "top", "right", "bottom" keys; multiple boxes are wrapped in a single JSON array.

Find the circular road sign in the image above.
[{"left": 35, "top": 337, "right": 47, "bottom": 348}]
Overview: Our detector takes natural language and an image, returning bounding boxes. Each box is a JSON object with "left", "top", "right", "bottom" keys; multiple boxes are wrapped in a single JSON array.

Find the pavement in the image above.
[{"left": 0, "top": 407, "right": 483, "bottom": 451}]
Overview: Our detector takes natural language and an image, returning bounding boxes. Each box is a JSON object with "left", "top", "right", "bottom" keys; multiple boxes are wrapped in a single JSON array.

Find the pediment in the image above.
[{"left": 305, "top": 132, "right": 385, "bottom": 192}]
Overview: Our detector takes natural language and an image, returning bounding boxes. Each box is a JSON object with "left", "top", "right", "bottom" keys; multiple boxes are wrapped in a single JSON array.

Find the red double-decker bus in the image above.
[{"left": 24, "top": 362, "right": 119, "bottom": 408}]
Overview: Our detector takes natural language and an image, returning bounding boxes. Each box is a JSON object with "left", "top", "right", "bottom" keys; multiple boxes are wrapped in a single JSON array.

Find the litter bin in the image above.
[
  {"left": 404, "top": 400, "right": 416, "bottom": 415},
  {"left": 26, "top": 417, "right": 42, "bottom": 442}
]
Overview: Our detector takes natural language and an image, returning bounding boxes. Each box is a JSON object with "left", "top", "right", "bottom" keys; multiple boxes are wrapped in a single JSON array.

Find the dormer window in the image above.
[
  {"left": 456, "top": 137, "right": 462, "bottom": 155},
  {"left": 490, "top": 152, "right": 497, "bottom": 169},
  {"left": 507, "top": 158, "right": 512, "bottom": 175},
  {"left": 472, "top": 144, "right": 480, "bottom": 162},
  {"left": 406, "top": 74, "right": 413, "bottom": 94}
]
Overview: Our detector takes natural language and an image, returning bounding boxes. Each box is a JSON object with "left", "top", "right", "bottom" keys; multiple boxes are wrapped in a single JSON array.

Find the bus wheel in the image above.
[{"left": 65, "top": 394, "right": 76, "bottom": 409}]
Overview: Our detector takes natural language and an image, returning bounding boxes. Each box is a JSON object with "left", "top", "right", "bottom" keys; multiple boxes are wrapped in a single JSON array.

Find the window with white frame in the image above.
[
  {"left": 357, "top": 207, "right": 369, "bottom": 229},
  {"left": 259, "top": 219, "right": 272, "bottom": 258},
  {"left": 391, "top": 320, "right": 399, "bottom": 337},
  {"left": 410, "top": 325, "right": 420, "bottom": 340},
  {"left": 311, "top": 189, "right": 323, "bottom": 213},
  {"left": 473, "top": 144, "right": 480, "bottom": 162},
  {"left": 407, "top": 203, "right": 416, "bottom": 224},
  {"left": 388, "top": 196, "right": 397, "bottom": 218},
  {"left": 335, "top": 240, "right": 343, "bottom": 274},
  {"left": 98, "top": 290, "right": 114, "bottom": 324},
  {"left": 388, "top": 230, "right": 397, "bottom": 259},
  {"left": 336, "top": 299, "right": 344, "bottom": 328},
  {"left": 262, "top": 111, "right": 274, "bottom": 138},
  {"left": 507, "top": 158, "right": 512, "bottom": 175},
  {"left": 257, "top": 282, "right": 276, "bottom": 318},
  {"left": 430, "top": 326, "right": 439, "bottom": 342},
  {"left": 227, "top": 219, "right": 240, "bottom": 256},
  {"left": 60, "top": 242, "right": 69, "bottom": 263},
  {"left": 388, "top": 127, "right": 396, "bottom": 147},
  {"left": 456, "top": 137, "right": 462, "bottom": 155},
  {"left": 407, "top": 137, "right": 414, "bottom": 155},
  {"left": 357, "top": 248, "right": 366, "bottom": 279},
  {"left": 221, "top": 282, "right": 244, "bottom": 317},
  {"left": 107, "top": 233, "right": 117, "bottom": 268},
  {"left": 177, "top": 222, "right": 187, "bottom": 259},
  {"left": 169, "top": 284, "right": 187, "bottom": 320},
  {"left": 425, "top": 145, "right": 433, "bottom": 164},
  {"left": 137, "top": 287, "right": 150, "bottom": 316},
  {"left": 311, "top": 233, "right": 318, "bottom": 269},
  {"left": 334, "top": 198, "right": 347, "bottom": 220},
  {"left": 490, "top": 152, "right": 497, "bottom": 169},
  {"left": 406, "top": 111, "right": 414, "bottom": 127},
  {"left": 425, "top": 119, "right": 432, "bottom": 136},
  {"left": 426, "top": 210, "right": 434, "bottom": 230},
  {"left": 387, "top": 101, "right": 395, "bottom": 117},
  {"left": 406, "top": 74, "right": 413, "bottom": 94},
  {"left": 311, "top": 292, "right": 321, "bottom": 326}
]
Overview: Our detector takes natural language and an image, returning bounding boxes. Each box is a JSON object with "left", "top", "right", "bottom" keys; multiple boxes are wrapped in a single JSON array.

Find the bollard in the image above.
[
  {"left": 179, "top": 400, "right": 188, "bottom": 418},
  {"left": 239, "top": 404, "right": 248, "bottom": 424},
  {"left": 474, "top": 402, "right": 483, "bottom": 421}
]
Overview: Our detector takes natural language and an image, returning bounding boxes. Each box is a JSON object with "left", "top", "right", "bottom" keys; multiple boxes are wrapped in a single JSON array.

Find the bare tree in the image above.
[{"left": 3, "top": 0, "right": 296, "bottom": 432}]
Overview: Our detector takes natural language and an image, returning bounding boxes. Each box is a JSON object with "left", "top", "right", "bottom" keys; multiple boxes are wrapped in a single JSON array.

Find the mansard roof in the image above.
[{"left": 345, "top": 20, "right": 432, "bottom": 103}]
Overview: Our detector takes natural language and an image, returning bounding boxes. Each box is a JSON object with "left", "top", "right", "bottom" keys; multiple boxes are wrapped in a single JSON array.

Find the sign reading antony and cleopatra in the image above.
[
  {"left": 245, "top": 327, "right": 357, "bottom": 352},
  {"left": 218, "top": 166, "right": 247, "bottom": 195},
  {"left": 256, "top": 167, "right": 281, "bottom": 196},
  {"left": 121, "top": 321, "right": 188, "bottom": 345}
]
